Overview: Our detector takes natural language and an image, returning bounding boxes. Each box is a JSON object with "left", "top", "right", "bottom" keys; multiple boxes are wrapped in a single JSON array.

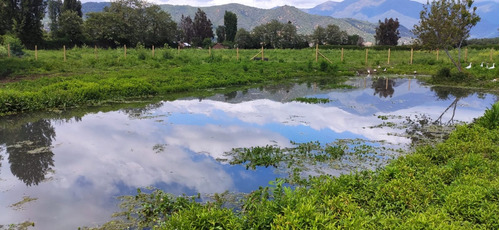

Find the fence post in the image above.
[
  {"left": 436, "top": 49, "right": 439, "bottom": 61},
  {"left": 387, "top": 48, "right": 391, "bottom": 64},
  {"left": 315, "top": 43, "right": 319, "bottom": 62},
  {"left": 385, "top": 77, "right": 389, "bottom": 90},
  {"left": 410, "top": 47, "right": 414, "bottom": 65},
  {"left": 177, "top": 45, "right": 180, "bottom": 55},
  {"left": 152, "top": 45, "right": 155, "bottom": 57},
  {"left": 341, "top": 47, "right": 344, "bottom": 62},
  {"left": 365, "top": 48, "right": 368, "bottom": 66},
  {"left": 7, "top": 44, "right": 10, "bottom": 57},
  {"left": 94, "top": 45, "right": 97, "bottom": 59},
  {"left": 124, "top": 45, "right": 127, "bottom": 58},
  {"left": 236, "top": 47, "right": 239, "bottom": 61},
  {"left": 63, "top": 45, "right": 66, "bottom": 62},
  {"left": 261, "top": 45, "right": 264, "bottom": 61},
  {"left": 35, "top": 45, "right": 38, "bottom": 60}
]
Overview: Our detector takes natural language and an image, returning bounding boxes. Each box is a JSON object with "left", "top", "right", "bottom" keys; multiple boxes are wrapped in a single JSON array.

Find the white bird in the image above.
[
  {"left": 367, "top": 69, "right": 371, "bottom": 74},
  {"left": 488, "top": 63, "right": 495, "bottom": 69},
  {"left": 377, "top": 65, "right": 381, "bottom": 69},
  {"left": 373, "top": 68, "right": 377, "bottom": 73},
  {"left": 465, "top": 62, "right": 472, "bottom": 69},
  {"left": 413, "top": 70, "right": 417, "bottom": 75},
  {"left": 480, "top": 62, "right": 484, "bottom": 67},
  {"left": 383, "top": 68, "right": 387, "bottom": 72}
]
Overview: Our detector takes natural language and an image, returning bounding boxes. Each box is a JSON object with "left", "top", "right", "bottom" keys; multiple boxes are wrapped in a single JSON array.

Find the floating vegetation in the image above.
[
  {"left": 293, "top": 97, "right": 331, "bottom": 104},
  {"left": 0, "top": 221, "right": 35, "bottom": 230},
  {"left": 220, "top": 139, "right": 402, "bottom": 185},
  {"left": 9, "top": 196, "right": 38, "bottom": 211}
]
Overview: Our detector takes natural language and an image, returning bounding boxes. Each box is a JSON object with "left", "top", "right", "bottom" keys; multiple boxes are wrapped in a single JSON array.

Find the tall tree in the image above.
[
  {"left": 223, "top": 11, "right": 237, "bottom": 42},
  {"left": 216, "top": 25, "right": 225, "bottom": 43},
  {"left": 375, "top": 18, "right": 400, "bottom": 46},
  {"left": 179, "top": 15, "right": 195, "bottom": 44},
  {"left": 0, "top": 0, "right": 13, "bottom": 34},
  {"left": 11, "top": 0, "right": 47, "bottom": 48},
  {"left": 312, "top": 26, "right": 327, "bottom": 45},
  {"left": 47, "top": 0, "right": 62, "bottom": 37},
  {"left": 85, "top": 0, "right": 176, "bottom": 47},
  {"left": 412, "top": 0, "right": 480, "bottom": 72},
  {"left": 193, "top": 8, "right": 213, "bottom": 47},
  {"left": 58, "top": 10, "right": 84, "bottom": 45},
  {"left": 234, "top": 28, "right": 255, "bottom": 48},
  {"left": 325, "top": 24, "right": 347, "bottom": 45},
  {"left": 62, "top": 0, "right": 82, "bottom": 17}
]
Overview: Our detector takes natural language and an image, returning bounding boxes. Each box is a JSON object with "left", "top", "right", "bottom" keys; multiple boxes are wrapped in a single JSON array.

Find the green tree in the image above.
[
  {"left": 84, "top": 0, "right": 176, "bottom": 47},
  {"left": 11, "top": 0, "right": 46, "bottom": 48},
  {"left": 0, "top": 0, "right": 14, "bottom": 34},
  {"left": 58, "top": 10, "right": 84, "bottom": 45},
  {"left": 62, "top": 0, "right": 82, "bottom": 17},
  {"left": 325, "top": 24, "right": 347, "bottom": 45},
  {"left": 375, "top": 18, "right": 400, "bottom": 46},
  {"left": 193, "top": 8, "right": 213, "bottom": 47},
  {"left": 216, "top": 25, "right": 225, "bottom": 43},
  {"left": 412, "top": 0, "right": 480, "bottom": 72},
  {"left": 312, "top": 26, "right": 326, "bottom": 45},
  {"left": 223, "top": 11, "right": 237, "bottom": 42},
  {"left": 234, "top": 28, "right": 255, "bottom": 48},
  {"left": 47, "top": 0, "right": 63, "bottom": 37}
]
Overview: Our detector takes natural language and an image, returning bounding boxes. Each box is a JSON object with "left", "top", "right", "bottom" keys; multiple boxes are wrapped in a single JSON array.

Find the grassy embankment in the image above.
[
  {"left": 87, "top": 103, "right": 499, "bottom": 229},
  {"left": 0, "top": 47, "right": 498, "bottom": 116}
]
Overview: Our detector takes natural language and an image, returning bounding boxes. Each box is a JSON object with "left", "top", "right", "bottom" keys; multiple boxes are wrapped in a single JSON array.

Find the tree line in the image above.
[{"left": 0, "top": 0, "right": 370, "bottom": 50}]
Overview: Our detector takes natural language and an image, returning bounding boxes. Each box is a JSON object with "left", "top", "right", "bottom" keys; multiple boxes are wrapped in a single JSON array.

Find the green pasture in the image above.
[{"left": 0, "top": 47, "right": 498, "bottom": 116}]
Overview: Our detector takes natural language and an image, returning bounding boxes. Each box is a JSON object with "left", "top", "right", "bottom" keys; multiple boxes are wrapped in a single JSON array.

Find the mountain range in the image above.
[
  {"left": 303, "top": 0, "right": 499, "bottom": 38},
  {"left": 81, "top": 0, "right": 498, "bottom": 43}
]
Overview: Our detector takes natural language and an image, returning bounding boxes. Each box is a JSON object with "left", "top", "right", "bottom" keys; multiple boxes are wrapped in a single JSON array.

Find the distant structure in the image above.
[
  {"left": 363, "top": 42, "right": 373, "bottom": 47},
  {"left": 212, "top": 43, "right": 227, "bottom": 49}
]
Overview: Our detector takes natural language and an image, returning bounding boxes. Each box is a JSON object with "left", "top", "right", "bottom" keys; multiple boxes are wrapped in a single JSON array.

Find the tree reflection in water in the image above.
[
  {"left": 1, "top": 119, "right": 56, "bottom": 186},
  {"left": 372, "top": 78, "right": 395, "bottom": 98}
]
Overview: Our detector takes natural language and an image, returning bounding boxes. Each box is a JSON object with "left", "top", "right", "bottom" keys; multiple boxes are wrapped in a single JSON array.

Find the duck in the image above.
[
  {"left": 488, "top": 63, "right": 495, "bottom": 69},
  {"left": 465, "top": 62, "right": 472, "bottom": 69},
  {"left": 480, "top": 62, "right": 484, "bottom": 67},
  {"left": 383, "top": 68, "right": 387, "bottom": 72}
]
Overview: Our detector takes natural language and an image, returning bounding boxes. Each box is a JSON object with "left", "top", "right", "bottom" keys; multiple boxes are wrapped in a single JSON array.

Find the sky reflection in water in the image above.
[{"left": 0, "top": 77, "right": 497, "bottom": 229}]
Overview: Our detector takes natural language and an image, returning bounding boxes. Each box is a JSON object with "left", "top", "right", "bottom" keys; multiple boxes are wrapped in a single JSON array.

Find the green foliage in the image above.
[
  {"left": 224, "top": 11, "right": 237, "bottom": 42},
  {"left": 293, "top": 97, "right": 331, "bottom": 104},
  {"left": 375, "top": 18, "right": 400, "bottom": 46},
  {"left": 1, "top": 34, "right": 24, "bottom": 56},
  {"left": 433, "top": 67, "right": 469, "bottom": 83},
  {"left": 475, "top": 102, "right": 499, "bottom": 130}
]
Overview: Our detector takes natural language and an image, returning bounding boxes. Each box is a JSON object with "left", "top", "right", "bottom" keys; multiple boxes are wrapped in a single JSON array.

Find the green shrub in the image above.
[
  {"left": 1, "top": 35, "right": 24, "bottom": 56},
  {"left": 475, "top": 102, "right": 499, "bottom": 130}
]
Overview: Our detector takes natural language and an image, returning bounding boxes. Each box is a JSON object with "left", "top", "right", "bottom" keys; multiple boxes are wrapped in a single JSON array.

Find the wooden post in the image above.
[
  {"left": 341, "top": 48, "right": 344, "bottom": 62},
  {"left": 152, "top": 45, "right": 155, "bottom": 57},
  {"left": 7, "top": 44, "right": 10, "bottom": 57},
  {"left": 236, "top": 47, "right": 239, "bottom": 61},
  {"left": 177, "top": 45, "right": 180, "bottom": 55},
  {"left": 387, "top": 48, "right": 391, "bottom": 64},
  {"left": 464, "top": 47, "right": 467, "bottom": 62},
  {"left": 35, "top": 45, "right": 38, "bottom": 60},
  {"left": 261, "top": 45, "right": 264, "bottom": 61},
  {"left": 63, "top": 45, "right": 66, "bottom": 62},
  {"left": 385, "top": 77, "right": 389, "bottom": 90},
  {"left": 436, "top": 49, "right": 439, "bottom": 61},
  {"left": 94, "top": 45, "right": 97, "bottom": 59},
  {"left": 124, "top": 45, "right": 127, "bottom": 58},
  {"left": 408, "top": 78, "right": 411, "bottom": 91},
  {"left": 410, "top": 48, "right": 414, "bottom": 65},
  {"left": 315, "top": 43, "right": 319, "bottom": 62},
  {"left": 366, "top": 48, "right": 370, "bottom": 66}
]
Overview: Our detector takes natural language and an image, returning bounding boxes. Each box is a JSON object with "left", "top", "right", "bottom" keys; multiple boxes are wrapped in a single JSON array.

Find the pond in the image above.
[{"left": 0, "top": 77, "right": 497, "bottom": 229}]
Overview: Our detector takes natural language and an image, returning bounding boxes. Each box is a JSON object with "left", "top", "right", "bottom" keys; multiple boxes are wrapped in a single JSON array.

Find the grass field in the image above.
[{"left": 0, "top": 47, "right": 498, "bottom": 116}]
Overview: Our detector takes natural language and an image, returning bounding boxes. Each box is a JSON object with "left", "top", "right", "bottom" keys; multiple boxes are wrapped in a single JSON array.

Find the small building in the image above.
[{"left": 212, "top": 43, "right": 227, "bottom": 49}]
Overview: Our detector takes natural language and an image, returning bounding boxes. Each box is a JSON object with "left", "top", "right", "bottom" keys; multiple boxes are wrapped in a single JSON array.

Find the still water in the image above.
[{"left": 0, "top": 77, "right": 497, "bottom": 229}]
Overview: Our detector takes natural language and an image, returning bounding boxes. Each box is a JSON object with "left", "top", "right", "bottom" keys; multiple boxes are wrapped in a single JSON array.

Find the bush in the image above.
[
  {"left": 475, "top": 102, "right": 499, "bottom": 130},
  {"left": 1, "top": 35, "right": 24, "bottom": 56}
]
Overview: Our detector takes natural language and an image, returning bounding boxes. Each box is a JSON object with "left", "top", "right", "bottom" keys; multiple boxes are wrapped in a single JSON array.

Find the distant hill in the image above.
[
  {"left": 304, "top": 0, "right": 499, "bottom": 39},
  {"left": 159, "top": 4, "right": 387, "bottom": 43},
  {"left": 81, "top": 2, "right": 418, "bottom": 43}
]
